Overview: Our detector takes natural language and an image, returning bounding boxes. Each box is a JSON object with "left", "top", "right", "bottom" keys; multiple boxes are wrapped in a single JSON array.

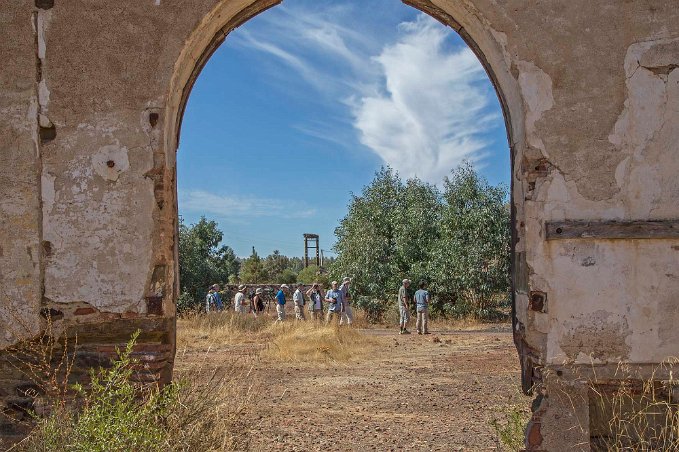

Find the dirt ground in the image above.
[{"left": 175, "top": 322, "right": 527, "bottom": 451}]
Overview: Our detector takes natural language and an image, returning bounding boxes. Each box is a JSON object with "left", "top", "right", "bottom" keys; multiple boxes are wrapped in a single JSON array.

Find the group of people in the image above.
[
  {"left": 205, "top": 277, "right": 355, "bottom": 325},
  {"left": 398, "top": 279, "right": 431, "bottom": 335},
  {"left": 274, "top": 278, "right": 353, "bottom": 324},
  {"left": 205, "top": 277, "right": 431, "bottom": 335}
]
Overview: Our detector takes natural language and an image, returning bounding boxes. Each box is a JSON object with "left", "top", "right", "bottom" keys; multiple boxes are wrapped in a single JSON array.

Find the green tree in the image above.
[
  {"left": 287, "top": 256, "right": 304, "bottom": 273},
  {"left": 277, "top": 268, "right": 298, "bottom": 284},
  {"left": 178, "top": 217, "right": 239, "bottom": 311},
  {"left": 330, "top": 162, "right": 510, "bottom": 320},
  {"left": 239, "top": 247, "right": 268, "bottom": 284},
  {"left": 427, "top": 162, "right": 511, "bottom": 316},
  {"left": 263, "top": 250, "right": 289, "bottom": 282},
  {"left": 331, "top": 167, "right": 402, "bottom": 297},
  {"left": 393, "top": 177, "right": 442, "bottom": 286},
  {"left": 297, "top": 265, "right": 330, "bottom": 287}
]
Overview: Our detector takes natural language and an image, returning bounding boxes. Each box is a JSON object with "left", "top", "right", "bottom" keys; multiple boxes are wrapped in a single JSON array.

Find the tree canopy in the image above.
[
  {"left": 177, "top": 217, "right": 239, "bottom": 311},
  {"left": 330, "top": 162, "right": 510, "bottom": 317}
]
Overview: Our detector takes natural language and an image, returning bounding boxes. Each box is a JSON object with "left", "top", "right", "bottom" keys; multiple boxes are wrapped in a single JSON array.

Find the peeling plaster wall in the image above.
[
  {"left": 1, "top": 0, "right": 679, "bottom": 447},
  {"left": 0, "top": 4, "right": 42, "bottom": 349}
]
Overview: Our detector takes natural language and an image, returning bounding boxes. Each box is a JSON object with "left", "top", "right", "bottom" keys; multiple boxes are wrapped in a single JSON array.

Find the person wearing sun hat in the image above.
[
  {"left": 275, "top": 284, "right": 289, "bottom": 321},
  {"left": 252, "top": 287, "right": 265, "bottom": 317},
  {"left": 234, "top": 284, "right": 247, "bottom": 314}
]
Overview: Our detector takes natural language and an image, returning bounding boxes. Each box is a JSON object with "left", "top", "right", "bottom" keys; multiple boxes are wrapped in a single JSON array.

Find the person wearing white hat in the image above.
[
  {"left": 339, "top": 277, "right": 353, "bottom": 326},
  {"left": 275, "top": 284, "right": 289, "bottom": 321},
  {"left": 398, "top": 279, "right": 411, "bottom": 334},
  {"left": 252, "top": 287, "right": 265, "bottom": 317},
  {"left": 292, "top": 284, "right": 306, "bottom": 321},
  {"left": 234, "top": 284, "right": 247, "bottom": 314}
]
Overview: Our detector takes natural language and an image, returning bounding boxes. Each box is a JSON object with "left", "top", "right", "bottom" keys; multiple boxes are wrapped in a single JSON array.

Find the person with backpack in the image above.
[
  {"left": 306, "top": 283, "right": 324, "bottom": 321},
  {"left": 414, "top": 280, "right": 431, "bottom": 335},
  {"left": 205, "top": 284, "right": 223, "bottom": 312},
  {"left": 252, "top": 287, "right": 265, "bottom": 317},
  {"left": 292, "top": 284, "right": 306, "bottom": 320}
]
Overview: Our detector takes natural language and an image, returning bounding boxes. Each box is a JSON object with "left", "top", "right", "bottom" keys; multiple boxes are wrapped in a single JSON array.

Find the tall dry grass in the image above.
[
  {"left": 262, "top": 322, "right": 375, "bottom": 363},
  {"left": 178, "top": 310, "right": 375, "bottom": 364},
  {"left": 177, "top": 311, "right": 271, "bottom": 348},
  {"left": 167, "top": 358, "right": 256, "bottom": 451},
  {"left": 589, "top": 359, "right": 679, "bottom": 450}
]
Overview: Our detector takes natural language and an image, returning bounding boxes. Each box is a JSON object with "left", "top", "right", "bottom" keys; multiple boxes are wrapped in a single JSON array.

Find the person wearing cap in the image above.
[
  {"left": 338, "top": 277, "right": 353, "bottom": 326},
  {"left": 252, "top": 287, "right": 265, "bottom": 317},
  {"left": 324, "top": 280, "right": 343, "bottom": 325},
  {"left": 276, "top": 284, "right": 289, "bottom": 321},
  {"left": 292, "top": 284, "right": 306, "bottom": 321},
  {"left": 306, "top": 283, "right": 324, "bottom": 321},
  {"left": 398, "top": 279, "right": 411, "bottom": 334},
  {"left": 206, "top": 284, "right": 223, "bottom": 313},
  {"left": 414, "top": 280, "right": 431, "bottom": 335},
  {"left": 234, "top": 284, "right": 247, "bottom": 314}
]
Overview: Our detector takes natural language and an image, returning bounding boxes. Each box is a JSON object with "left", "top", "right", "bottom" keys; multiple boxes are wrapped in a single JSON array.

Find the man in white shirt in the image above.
[
  {"left": 234, "top": 284, "right": 247, "bottom": 314},
  {"left": 293, "top": 284, "right": 306, "bottom": 320}
]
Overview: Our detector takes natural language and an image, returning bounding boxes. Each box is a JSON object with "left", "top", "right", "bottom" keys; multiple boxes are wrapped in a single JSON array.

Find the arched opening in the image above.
[{"left": 167, "top": 0, "right": 529, "bottom": 448}]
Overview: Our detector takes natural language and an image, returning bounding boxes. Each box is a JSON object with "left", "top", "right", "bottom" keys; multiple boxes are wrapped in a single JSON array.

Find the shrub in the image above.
[
  {"left": 354, "top": 296, "right": 390, "bottom": 324},
  {"left": 16, "top": 331, "right": 252, "bottom": 451},
  {"left": 18, "top": 332, "right": 175, "bottom": 451},
  {"left": 490, "top": 396, "right": 531, "bottom": 451}
]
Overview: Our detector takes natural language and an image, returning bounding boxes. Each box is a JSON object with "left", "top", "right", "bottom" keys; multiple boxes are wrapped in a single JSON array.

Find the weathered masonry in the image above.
[{"left": 1, "top": 1, "right": 678, "bottom": 449}]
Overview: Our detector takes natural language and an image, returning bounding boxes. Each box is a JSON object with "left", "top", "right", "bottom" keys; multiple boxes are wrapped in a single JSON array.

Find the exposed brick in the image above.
[
  {"left": 73, "top": 307, "right": 96, "bottom": 316},
  {"left": 525, "top": 420, "right": 543, "bottom": 449}
]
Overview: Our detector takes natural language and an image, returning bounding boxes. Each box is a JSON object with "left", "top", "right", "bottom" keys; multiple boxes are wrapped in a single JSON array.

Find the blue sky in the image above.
[{"left": 177, "top": 0, "right": 509, "bottom": 258}]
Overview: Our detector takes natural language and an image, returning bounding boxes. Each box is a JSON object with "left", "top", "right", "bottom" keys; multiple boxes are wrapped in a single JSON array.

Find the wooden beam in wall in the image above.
[{"left": 545, "top": 220, "right": 679, "bottom": 240}]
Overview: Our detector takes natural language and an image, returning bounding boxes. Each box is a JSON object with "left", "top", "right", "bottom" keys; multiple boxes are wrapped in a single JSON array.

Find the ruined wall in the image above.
[{"left": 1, "top": 0, "right": 678, "bottom": 448}]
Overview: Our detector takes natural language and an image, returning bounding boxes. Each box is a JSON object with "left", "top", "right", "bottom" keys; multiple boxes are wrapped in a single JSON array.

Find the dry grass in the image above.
[
  {"left": 590, "top": 359, "right": 679, "bottom": 451},
  {"left": 346, "top": 308, "right": 489, "bottom": 331},
  {"left": 262, "top": 322, "right": 375, "bottom": 363},
  {"left": 167, "top": 358, "right": 256, "bottom": 451},
  {"left": 178, "top": 311, "right": 376, "bottom": 364},
  {"left": 177, "top": 311, "right": 271, "bottom": 348}
]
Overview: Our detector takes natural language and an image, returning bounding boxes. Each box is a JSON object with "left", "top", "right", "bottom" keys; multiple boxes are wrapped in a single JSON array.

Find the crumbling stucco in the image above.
[{"left": 1, "top": 0, "right": 678, "bottom": 448}]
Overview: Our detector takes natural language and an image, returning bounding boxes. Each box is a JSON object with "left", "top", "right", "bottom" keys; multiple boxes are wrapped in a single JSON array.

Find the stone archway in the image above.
[{"left": 2, "top": 1, "right": 679, "bottom": 449}]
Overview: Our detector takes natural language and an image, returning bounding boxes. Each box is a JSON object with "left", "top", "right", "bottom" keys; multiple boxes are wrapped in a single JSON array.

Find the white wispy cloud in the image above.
[
  {"left": 179, "top": 190, "right": 317, "bottom": 221},
  {"left": 229, "top": 5, "right": 501, "bottom": 184},
  {"left": 352, "top": 15, "right": 499, "bottom": 182}
]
